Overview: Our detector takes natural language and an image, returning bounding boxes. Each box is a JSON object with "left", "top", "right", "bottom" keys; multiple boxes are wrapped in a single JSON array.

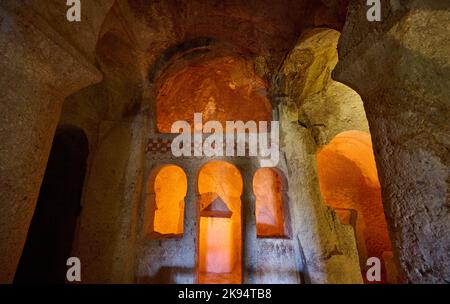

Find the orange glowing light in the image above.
[
  {"left": 253, "top": 168, "right": 286, "bottom": 237},
  {"left": 197, "top": 161, "right": 242, "bottom": 284},
  {"left": 156, "top": 56, "right": 272, "bottom": 133},
  {"left": 152, "top": 165, "right": 187, "bottom": 235},
  {"left": 316, "top": 131, "right": 394, "bottom": 283}
]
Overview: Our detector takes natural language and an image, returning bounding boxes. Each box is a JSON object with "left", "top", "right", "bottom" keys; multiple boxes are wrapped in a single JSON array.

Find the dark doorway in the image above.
[{"left": 14, "top": 127, "right": 88, "bottom": 283}]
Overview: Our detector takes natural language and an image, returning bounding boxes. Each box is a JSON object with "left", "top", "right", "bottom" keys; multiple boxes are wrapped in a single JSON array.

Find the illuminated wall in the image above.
[
  {"left": 155, "top": 56, "right": 272, "bottom": 133},
  {"left": 316, "top": 131, "right": 395, "bottom": 283},
  {"left": 197, "top": 161, "right": 243, "bottom": 284}
]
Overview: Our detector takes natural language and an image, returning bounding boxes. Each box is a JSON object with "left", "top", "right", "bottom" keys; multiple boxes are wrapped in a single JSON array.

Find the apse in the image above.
[{"left": 155, "top": 56, "right": 272, "bottom": 133}]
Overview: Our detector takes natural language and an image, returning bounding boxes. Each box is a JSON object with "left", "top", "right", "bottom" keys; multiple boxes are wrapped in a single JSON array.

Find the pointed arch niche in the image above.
[{"left": 197, "top": 161, "right": 243, "bottom": 284}]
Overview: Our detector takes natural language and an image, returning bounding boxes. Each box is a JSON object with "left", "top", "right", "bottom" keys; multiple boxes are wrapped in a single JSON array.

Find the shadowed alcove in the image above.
[{"left": 14, "top": 127, "right": 88, "bottom": 283}]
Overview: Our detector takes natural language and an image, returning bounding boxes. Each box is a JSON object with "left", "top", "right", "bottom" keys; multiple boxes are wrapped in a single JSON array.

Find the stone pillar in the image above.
[
  {"left": 73, "top": 118, "right": 146, "bottom": 283},
  {"left": 240, "top": 161, "right": 257, "bottom": 283},
  {"left": 277, "top": 96, "right": 363, "bottom": 284},
  {"left": 0, "top": 6, "right": 102, "bottom": 282},
  {"left": 334, "top": 0, "right": 450, "bottom": 283},
  {"left": 185, "top": 166, "right": 199, "bottom": 283}
]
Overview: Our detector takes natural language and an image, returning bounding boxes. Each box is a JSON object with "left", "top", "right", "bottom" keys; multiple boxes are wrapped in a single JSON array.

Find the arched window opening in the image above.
[
  {"left": 316, "top": 131, "right": 398, "bottom": 283},
  {"left": 197, "top": 161, "right": 243, "bottom": 284},
  {"left": 145, "top": 165, "right": 187, "bottom": 237},
  {"left": 253, "top": 168, "right": 287, "bottom": 237}
]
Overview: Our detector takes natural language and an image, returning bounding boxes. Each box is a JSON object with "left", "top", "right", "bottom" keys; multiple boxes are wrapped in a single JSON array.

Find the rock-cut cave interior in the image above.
[{"left": 0, "top": 0, "right": 449, "bottom": 285}]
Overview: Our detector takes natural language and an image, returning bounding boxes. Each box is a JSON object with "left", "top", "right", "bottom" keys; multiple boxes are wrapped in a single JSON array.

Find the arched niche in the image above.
[
  {"left": 253, "top": 168, "right": 289, "bottom": 238},
  {"left": 316, "top": 130, "right": 398, "bottom": 283},
  {"left": 197, "top": 161, "right": 243, "bottom": 284},
  {"left": 144, "top": 165, "right": 187, "bottom": 238}
]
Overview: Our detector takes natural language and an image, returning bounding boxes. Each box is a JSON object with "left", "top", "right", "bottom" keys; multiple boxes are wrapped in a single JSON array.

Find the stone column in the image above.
[
  {"left": 0, "top": 6, "right": 102, "bottom": 282},
  {"left": 277, "top": 96, "right": 363, "bottom": 284},
  {"left": 334, "top": 0, "right": 450, "bottom": 283},
  {"left": 240, "top": 161, "right": 257, "bottom": 283}
]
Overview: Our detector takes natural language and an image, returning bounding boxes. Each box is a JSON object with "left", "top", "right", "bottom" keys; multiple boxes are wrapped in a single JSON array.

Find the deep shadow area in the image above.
[{"left": 14, "top": 127, "right": 88, "bottom": 283}]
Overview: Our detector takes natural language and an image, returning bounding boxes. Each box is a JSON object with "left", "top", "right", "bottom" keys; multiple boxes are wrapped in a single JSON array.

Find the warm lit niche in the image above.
[
  {"left": 253, "top": 168, "right": 287, "bottom": 237},
  {"left": 144, "top": 165, "right": 187, "bottom": 238},
  {"left": 197, "top": 161, "right": 243, "bottom": 284},
  {"left": 316, "top": 131, "right": 398, "bottom": 283}
]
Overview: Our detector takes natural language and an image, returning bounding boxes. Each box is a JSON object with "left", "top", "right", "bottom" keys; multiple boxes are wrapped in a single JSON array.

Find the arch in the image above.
[
  {"left": 253, "top": 168, "right": 287, "bottom": 237},
  {"left": 148, "top": 37, "right": 218, "bottom": 83},
  {"left": 316, "top": 130, "right": 396, "bottom": 283},
  {"left": 145, "top": 165, "right": 187, "bottom": 237},
  {"left": 14, "top": 126, "right": 89, "bottom": 283},
  {"left": 155, "top": 54, "right": 272, "bottom": 133},
  {"left": 197, "top": 161, "right": 243, "bottom": 284}
]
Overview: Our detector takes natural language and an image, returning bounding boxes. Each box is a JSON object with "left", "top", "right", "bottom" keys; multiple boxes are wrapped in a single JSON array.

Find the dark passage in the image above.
[{"left": 14, "top": 127, "right": 88, "bottom": 283}]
